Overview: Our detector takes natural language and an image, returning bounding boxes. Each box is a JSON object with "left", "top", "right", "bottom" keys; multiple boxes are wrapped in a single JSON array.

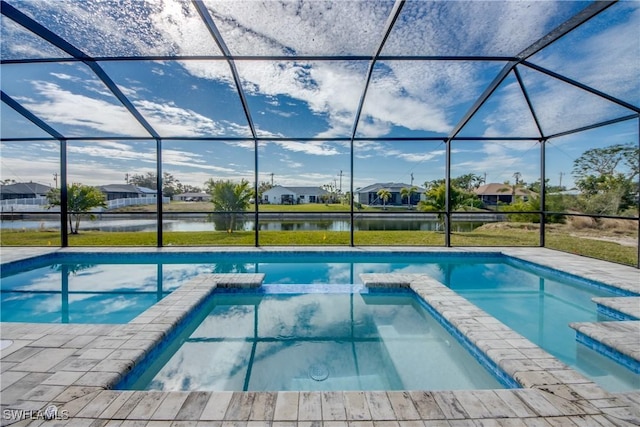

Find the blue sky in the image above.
[{"left": 1, "top": 0, "right": 638, "bottom": 192}]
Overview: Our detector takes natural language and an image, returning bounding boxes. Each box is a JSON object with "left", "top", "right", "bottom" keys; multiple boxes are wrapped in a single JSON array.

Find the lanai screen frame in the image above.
[{"left": 1, "top": 0, "right": 639, "bottom": 267}]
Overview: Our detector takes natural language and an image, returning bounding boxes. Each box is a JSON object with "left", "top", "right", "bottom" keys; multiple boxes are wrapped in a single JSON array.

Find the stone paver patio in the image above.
[{"left": 1, "top": 247, "right": 639, "bottom": 426}]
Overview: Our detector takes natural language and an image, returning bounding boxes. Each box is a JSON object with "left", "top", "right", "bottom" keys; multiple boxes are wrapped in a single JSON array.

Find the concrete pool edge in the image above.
[{"left": 1, "top": 247, "right": 639, "bottom": 425}]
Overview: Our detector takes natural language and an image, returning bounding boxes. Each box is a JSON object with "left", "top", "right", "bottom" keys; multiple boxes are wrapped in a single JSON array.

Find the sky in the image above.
[{"left": 1, "top": 0, "right": 638, "bottom": 193}]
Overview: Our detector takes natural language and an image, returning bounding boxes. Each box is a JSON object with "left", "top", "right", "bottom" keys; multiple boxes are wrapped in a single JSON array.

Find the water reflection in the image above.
[
  {"left": 131, "top": 291, "right": 502, "bottom": 391},
  {"left": 0, "top": 217, "right": 485, "bottom": 232}
]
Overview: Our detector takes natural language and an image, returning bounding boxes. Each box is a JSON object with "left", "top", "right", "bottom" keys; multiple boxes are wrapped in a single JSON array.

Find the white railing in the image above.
[
  {"left": 0, "top": 197, "right": 48, "bottom": 208},
  {"left": 105, "top": 197, "right": 169, "bottom": 210},
  {"left": 0, "top": 197, "right": 169, "bottom": 212}
]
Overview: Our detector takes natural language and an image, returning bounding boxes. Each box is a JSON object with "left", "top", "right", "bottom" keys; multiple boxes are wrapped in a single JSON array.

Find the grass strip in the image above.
[{"left": 1, "top": 228, "right": 636, "bottom": 266}]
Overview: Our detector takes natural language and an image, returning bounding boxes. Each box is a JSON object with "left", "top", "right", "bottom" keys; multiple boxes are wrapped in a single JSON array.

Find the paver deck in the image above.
[
  {"left": 1, "top": 247, "right": 639, "bottom": 426},
  {"left": 593, "top": 297, "right": 640, "bottom": 320}
]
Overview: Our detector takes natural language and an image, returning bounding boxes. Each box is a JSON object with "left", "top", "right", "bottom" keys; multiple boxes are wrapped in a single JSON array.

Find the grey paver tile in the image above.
[
  {"left": 73, "top": 371, "right": 120, "bottom": 388},
  {"left": 451, "top": 391, "right": 491, "bottom": 419},
  {"left": 0, "top": 370, "right": 28, "bottom": 390},
  {"left": 77, "top": 349, "right": 115, "bottom": 360},
  {"left": 344, "top": 392, "right": 371, "bottom": 421},
  {"left": 432, "top": 392, "right": 469, "bottom": 420},
  {"left": 28, "top": 335, "right": 76, "bottom": 348},
  {"left": 54, "top": 385, "right": 103, "bottom": 404},
  {"left": 492, "top": 390, "right": 537, "bottom": 418},
  {"left": 0, "top": 341, "right": 36, "bottom": 359},
  {"left": 151, "top": 392, "right": 190, "bottom": 420},
  {"left": 61, "top": 335, "right": 98, "bottom": 349},
  {"left": 144, "top": 421, "right": 173, "bottom": 427},
  {"left": 365, "top": 392, "right": 396, "bottom": 421},
  {"left": 322, "top": 392, "right": 347, "bottom": 421},
  {"left": 97, "top": 391, "right": 136, "bottom": 419},
  {"left": 118, "top": 421, "right": 148, "bottom": 427},
  {"left": 0, "top": 361, "right": 18, "bottom": 372},
  {"left": 111, "top": 391, "right": 147, "bottom": 419},
  {"left": 347, "top": 422, "right": 375, "bottom": 427},
  {"left": 199, "top": 391, "right": 233, "bottom": 421},
  {"left": 273, "top": 392, "right": 298, "bottom": 421},
  {"left": 409, "top": 392, "right": 446, "bottom": 420},
  {"left": 371, "top": 422, "right": 400, "bottom": 427},
  {"left": 521, "top": 419, "right": 553, "bottom": 427},
  {"left": 248, "top": 391, "right": 276, "bottom": 421},
  {"left": 22, "top": 384, "right": 67, "bottom": 402},
  {"left": 91, "top": 359, "right": 134, "bottom": 374},
  {"left": 12, "top": 348, "right": 76, "bottom": 373},
  {"left": 1, "top": 373, "right": 52, "bottom": 406},
  {"left": 443, "top": 420, "right": 475, "bottom": 427},
  {"left": 469, "top": 390, "right": 516, "bottom": 418},
  {"left": 175, "top": 392, "right": 211, "bottom": 421},
  {"left": 222, "top": 393, "right": 255, "bottom": 421},
  {"left": 41, "top": 371, "right": 85, "bottom": 386},
  {"left": 126, "top": 391, "right": 166, "bottom": 420},
  {"left": 512, "top": 391, "right": 563, "bottom": 418},
  {"left": 60, "top": 390, "right": 103, "bottom": 418},
  {"left": 55, "top": 358, "right": 100, "bottom": 372},
  {"left": 386, "top": 392, "right": 420, "bottom": 421},
  {"left": 298, "top": 391, "right": 322, "bottom": 421},
  {"left": 75, "top": 391, "right": 122, "bottom": 418}
]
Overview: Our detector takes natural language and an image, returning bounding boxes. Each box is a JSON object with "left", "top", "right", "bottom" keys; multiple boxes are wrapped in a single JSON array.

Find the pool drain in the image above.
[{"left": 309, "top": 363, "right": 329, "bottom": 381}]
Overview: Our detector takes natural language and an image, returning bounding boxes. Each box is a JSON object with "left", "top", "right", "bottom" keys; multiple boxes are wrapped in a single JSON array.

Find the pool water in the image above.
[
  {"left": 123, "top": 287, "right": 505, "bottom": 391},
  {"left": 444, "top": 262, "right": 640, "bottom": 392},
  {"left": 1, "top": 252, "right": 637, "bottom": 392}
]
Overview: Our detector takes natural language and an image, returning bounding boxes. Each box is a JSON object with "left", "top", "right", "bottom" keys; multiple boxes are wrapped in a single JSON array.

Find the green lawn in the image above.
[{"left": 2, "top": 228, "right": 637, "bottom": 266}]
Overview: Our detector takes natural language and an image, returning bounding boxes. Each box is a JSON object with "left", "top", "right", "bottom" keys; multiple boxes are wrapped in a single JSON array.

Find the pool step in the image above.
[
  {"left": 593, "top": 296, "right": 640, "bottom": 321},
  {"left": 569, "top": 320, "right": 640, "bottom": 374}
]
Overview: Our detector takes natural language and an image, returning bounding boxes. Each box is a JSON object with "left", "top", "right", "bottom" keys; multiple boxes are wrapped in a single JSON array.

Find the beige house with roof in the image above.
[{"left": 473, "top": 183, "right": 535, "bottom": 206}]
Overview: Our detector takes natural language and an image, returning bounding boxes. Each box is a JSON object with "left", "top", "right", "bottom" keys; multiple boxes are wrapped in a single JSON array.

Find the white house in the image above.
[
  {"left": 356, "top": 183, "right": 425, "bottom": 206},
  {"left": 262, "top": 186, "right": 330, "bottom": 204},
  {"left": 173, "top": 192, "right": 211, "bottom": 202}
]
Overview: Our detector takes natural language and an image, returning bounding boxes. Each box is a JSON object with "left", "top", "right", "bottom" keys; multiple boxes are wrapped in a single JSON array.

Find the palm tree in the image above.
[
  {"left": 400, "top": 186, "right": 418, "bottom": 209},
  {"left": 206, "top": 179, "right": 252, "bottom": 232},
  {"left": 46, "top": 183, "right": 107, "bottom": 234},
  {"left": 376, "top": 188, "right": 391, "bottom": 209},
  {"left": 497, "top": 173, "right": 530, "bottom": 205},
  {"left": 418, "top": 183, "right": 479, "bottom": 229}
]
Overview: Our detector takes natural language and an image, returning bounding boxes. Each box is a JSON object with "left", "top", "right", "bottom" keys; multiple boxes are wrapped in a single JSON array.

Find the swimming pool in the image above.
[
  {"left": 122, "top": 286, "right": 505, "bottom": 391},
  {"left": 1, "top": 250, "right": 637, "bottom": 391}
]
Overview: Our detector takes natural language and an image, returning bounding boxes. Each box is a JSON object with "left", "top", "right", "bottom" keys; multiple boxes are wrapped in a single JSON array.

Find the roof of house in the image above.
[
  {"left": 97, "top": 184, "right": 143, "bottom": 193},
  {"left": 137, "top": 186, "right": 157, "bottom": 194},
  {"left": 175, "top": 192, "right": 210, "bottom": 197},
  {"left": 0, "top": 182, "right": 52, "bottom": 195},
  {"left": 473, "top": 183, "right": 533, "bottom": 197},
  {"left": 357, "top": 182, "right": 425, "bottom": 193},
  {"left": 265, "top": 185, "right": 330, "bottom": 196}
]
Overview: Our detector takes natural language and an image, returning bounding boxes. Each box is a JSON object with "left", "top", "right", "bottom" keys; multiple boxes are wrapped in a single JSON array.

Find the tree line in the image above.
[{"left": 46, "top": 142, "right": 638, "bottom": 234}]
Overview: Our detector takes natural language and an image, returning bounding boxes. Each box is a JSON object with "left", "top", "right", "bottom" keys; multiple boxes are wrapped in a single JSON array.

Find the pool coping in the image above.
[{"left": 1, "top": 246, "right": 639, "bottom": 425}]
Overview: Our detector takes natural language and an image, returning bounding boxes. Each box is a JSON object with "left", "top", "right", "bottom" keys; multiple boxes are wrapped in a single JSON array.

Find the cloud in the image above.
[
  {"left": 18, "top": 81, "right": 150, "bottom": 137},
  {"left": 382, "top": 1, "right": 566, "bottom": 56},
  {"left": 475, "top": 3, "right": 639, "bottom": 137},
  {"left": 271, "top": 140, "right": 342, "bottom": 157},
  {"left": 18, "top": 77, "right": 257, "bottom": 138},
  {"left": 530, "top": 3, "right": 640, "bottom": 106},
  {"left": 50, "top": 73, "right": 81, "bottom": 82},
  {"left": 133, "top": 99, "right": 228, "bottom": 137},
  {"left": 452, "top": 141, "right": 540, "bottom": 183}
]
